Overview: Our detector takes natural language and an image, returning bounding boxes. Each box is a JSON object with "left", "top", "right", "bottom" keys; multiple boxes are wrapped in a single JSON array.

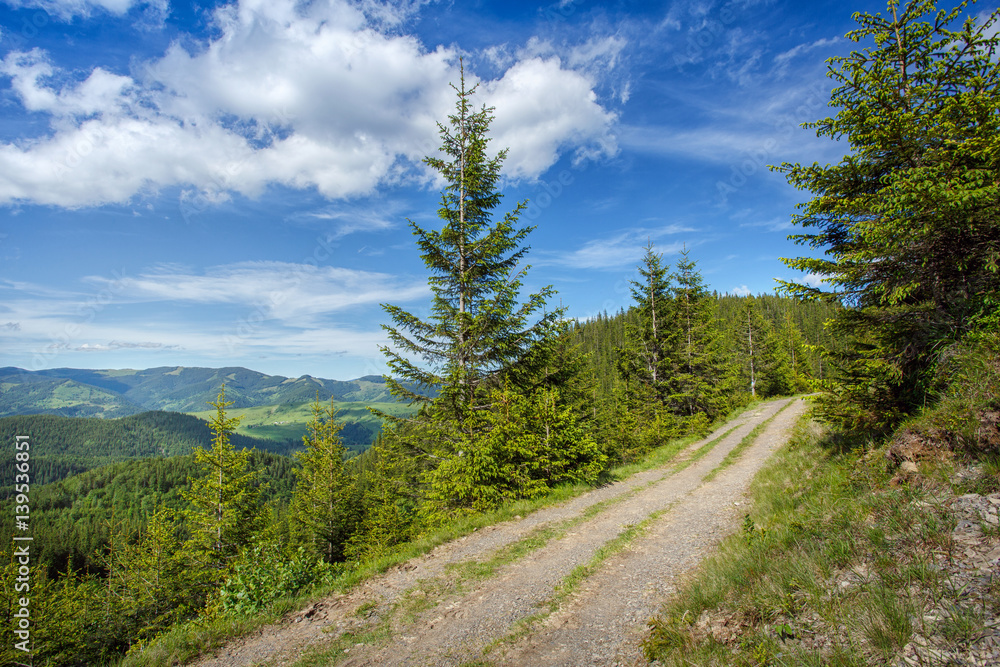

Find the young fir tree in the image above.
[
  {"left": 379, "top": 63, "right": 560, "bottom": 431},
  {"left": 619, "top": 242, "right": 675, "bottom": 410},
  {"left": 344, "top": 434, "right": 419, "bottom": 562},
  {"left": 667, "top": 247, "right": 727, "bottom": 419},
  {"left": 774, "top": 1, "right": 1000, "bottom": 429},
  {"left": 737, "top": 297, "right": 794, "bottom": 398},
  {"left": 290, "top": 398, "right": 355, "bottom": 563},
  {"left": 182, "top": 386, "right": 265, "bottom": 577}
]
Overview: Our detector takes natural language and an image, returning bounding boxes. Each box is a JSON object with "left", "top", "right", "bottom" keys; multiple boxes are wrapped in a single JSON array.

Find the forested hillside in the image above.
[
  {"left": 571, "top": 292, "right": 841, "bottom": 406},
  {"left": 0, "top": 411, "right": 297, "bottom": 494},
  {"left": 0, "top": 368, "right": 144, "bottom": 418},
  {"left": 0, "top": 450, "right": 297, "bottom": 578},
  {"left": 0, "top": 366, "right": 426, "bottom": 416}
]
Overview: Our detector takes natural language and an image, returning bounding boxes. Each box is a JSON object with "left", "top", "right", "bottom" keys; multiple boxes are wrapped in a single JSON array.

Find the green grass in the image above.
[
  {"left": 187, "top": 399, "right": 415, "bottom": 446},
  {"left": 642, "top": 409, "right": 993, "bottom": 667}
]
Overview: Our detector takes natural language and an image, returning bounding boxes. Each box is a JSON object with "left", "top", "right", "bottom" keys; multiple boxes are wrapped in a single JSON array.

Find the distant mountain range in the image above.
[{"left": 0, "top": 365, "right": 413, "bottom": 418}]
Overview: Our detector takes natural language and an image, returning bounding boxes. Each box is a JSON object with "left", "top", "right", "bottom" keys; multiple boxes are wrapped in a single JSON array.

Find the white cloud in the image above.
[
  {"left": 774, "top": 37, "right": 840, "bottom": 68},
  {"left": 800, "top": 272, "right": 827, "bottom": 288},
  {"left": 542, "top": 223, "right": 695, "bottom": 269},
  {"left": 729, "top": 284, "right": 751, "bottom": 296},
  {"left": 0, "top": 263, "right": 419, "bottom": 371},
  {"left": 76, "top": 340, "right": 180, "bottom": 351},
  {"left": 739, "top": 217, "right": 793, "bottom": 232},
  {"left": 0, "top": 0, "right": 619, "bottom": 208},
  {"left": 84, "top": 261, "right": 429, "bottom": 325},
  {"left": 484, "top": 56, "right": 618, "bottom": 177}
]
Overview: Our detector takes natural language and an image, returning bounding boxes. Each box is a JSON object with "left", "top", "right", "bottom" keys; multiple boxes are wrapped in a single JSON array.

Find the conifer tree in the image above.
[
  {"left": 774, "top": 1, "right": 1000, "bottom": 428},
  {"left": 737, "top": 298, "right": 794, "bottom": 398},
  {"left": 290, "top": 398, "right": 355, "bottom": 563},
  {"left": 620, "top": 242, "right": 675, "bottom": 409},
  {"left": 344, "top": 436, "right": 418, "bottom": 562},
  {"left": 182, "top": 386, "right": 264, "bottom": 576},
  {"left": 667, "top": 248, "right": 727, "bottom": 418},
  {"left": 379, "top": 62, "right": 560, "bottom": 430}
]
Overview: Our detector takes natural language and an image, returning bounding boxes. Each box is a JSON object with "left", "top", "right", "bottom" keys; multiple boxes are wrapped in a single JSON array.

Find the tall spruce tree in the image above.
[
  {"left": 620, "top": 242, "right": 675, "bottom": 409},
  {"left": 290, "top": 398, "right": 355, "bottom": 563},
  {"left": 667, "top": 248, "right": 726, "bottom": 418},
  {"left": 379, "top": 63, "right": 560, "bottom": 427},
  {"left": 774, "top": 0, "right": 1000, "bottom": 429}
]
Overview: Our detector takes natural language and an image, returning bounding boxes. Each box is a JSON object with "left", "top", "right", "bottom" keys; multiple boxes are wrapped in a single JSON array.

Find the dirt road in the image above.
[{"left": 195, "top": 396, "right": 809, "bottom": 667}]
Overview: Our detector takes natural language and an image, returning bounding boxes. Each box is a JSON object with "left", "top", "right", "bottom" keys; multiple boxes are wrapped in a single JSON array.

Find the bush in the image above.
[{"left": 216, "top": 539, "right": 335, "bottom": 616}]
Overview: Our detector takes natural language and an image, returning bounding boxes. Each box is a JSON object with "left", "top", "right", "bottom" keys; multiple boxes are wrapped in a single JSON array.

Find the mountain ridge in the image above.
[{"left": 0, "top": 365, "right": 416, "bottom": 417}]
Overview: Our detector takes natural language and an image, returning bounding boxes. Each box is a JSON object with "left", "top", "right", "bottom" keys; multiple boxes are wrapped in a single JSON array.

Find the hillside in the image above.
[
  {"left": 0, "top": 368, "right": 145, "bottom": 418},
  {"left": 0, "top": 411, "right": 297, "bottom": 493},
  {"left": 0, "top": 366, "right": 422, "bottom": 416},
  {"left": 187, "top": 399, "right": 415, "bottom": 453},
  {"left": 0, "top": 450, "right": 297, "bottom": 577}
]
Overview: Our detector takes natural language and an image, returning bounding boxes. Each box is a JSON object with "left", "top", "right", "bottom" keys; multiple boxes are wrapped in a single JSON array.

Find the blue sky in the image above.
[{"left": 1, "top": 0, "right": 996, "bottom": 380}]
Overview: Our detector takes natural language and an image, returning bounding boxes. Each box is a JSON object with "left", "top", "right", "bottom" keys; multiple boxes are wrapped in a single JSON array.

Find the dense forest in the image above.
[
  {"left": 0, "top": 411, "right": 298, "bottom": 494},
  {"left": 0, "top": 450, "right": 297, "bottom": 578},
  {"left": 2, "top": 3, "right": 998, "bottom": 662}
]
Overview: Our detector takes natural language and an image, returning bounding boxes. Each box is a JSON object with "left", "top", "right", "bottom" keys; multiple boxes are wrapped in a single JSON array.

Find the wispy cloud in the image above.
[
  {"left": 81, "top": 261, "right": 429, "bottom": 325},
  {"left": 739, "top": 217, "right": 794, "bottom": 233},
  {"left": 541, "top": 223, "right": 696, "bottom": 269}
]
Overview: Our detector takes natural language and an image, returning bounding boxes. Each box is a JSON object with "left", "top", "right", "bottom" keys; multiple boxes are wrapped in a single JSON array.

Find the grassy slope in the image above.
[
  {"left": 643, "top": 341, "right": 1000, "bottom": 666},
  {"left": 186, "top": 400, "right": 414, "bottom": 452}
]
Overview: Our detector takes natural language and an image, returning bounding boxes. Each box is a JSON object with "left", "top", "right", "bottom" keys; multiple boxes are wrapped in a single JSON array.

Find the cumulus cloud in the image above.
[
  {"left": 729, "top": 284, "right": 751, "bottom": 296},
  {"left": 484, "top": 56, "right": 618, "bottom": 177},
  {"left": 0, "top": 0, "right": 619, "bottom": 208}
]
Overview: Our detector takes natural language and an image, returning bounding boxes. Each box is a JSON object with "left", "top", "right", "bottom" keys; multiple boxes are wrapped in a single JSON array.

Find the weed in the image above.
[
  {"left": 937, "top": 603, "right": 984, "bottom": 643},
  {"left": 859, "top": 586, "right": 913, "bottom": 659}
]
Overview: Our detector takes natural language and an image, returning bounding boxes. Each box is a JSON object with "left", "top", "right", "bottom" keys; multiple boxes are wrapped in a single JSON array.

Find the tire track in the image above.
[
  {"left": 320, "top": 398, "right": 797, "bottom": 667},
  {"left": 191, "top": 399, "right": 795, "bottom": 667}
]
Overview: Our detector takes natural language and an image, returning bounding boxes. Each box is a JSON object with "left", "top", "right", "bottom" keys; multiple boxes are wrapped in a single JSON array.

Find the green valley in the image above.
[{"left": 187, "top": 399, "right": 415, "bottom": 454}]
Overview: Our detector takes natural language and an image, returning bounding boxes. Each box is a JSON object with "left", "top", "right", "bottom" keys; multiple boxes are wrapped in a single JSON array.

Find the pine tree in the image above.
[
  {"left": 344, "top": 435, "right": 418, "bottom": 562},
  {"left": 667, "top": 248, "right": 727, "bottom": 419},
  {"left": 420, "top": 385, "right": 606, "bottom": 521},
  {"left": 379, "top": 61, "right": 560, "bottom": 430},
  {"left": 620, "top": 242, "right": 675, "bottom": 409},
  {"left": 182, "top": 386, "right": 264, "bottom": 576},
  {"left": 774, "top": 1, "right": 1000, "bottom": 428},
  {"left": 737, "top": 298, "right": 793, "bottom": 398},
  {"left": 290, "top": 398, "right": 355, "bottom": 563}
]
